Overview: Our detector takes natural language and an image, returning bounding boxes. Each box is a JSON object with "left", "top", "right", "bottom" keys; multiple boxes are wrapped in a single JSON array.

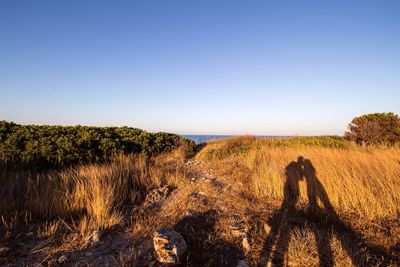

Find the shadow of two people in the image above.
[{"left": 260, "top": 156, "right": 391, "bottom": 267}]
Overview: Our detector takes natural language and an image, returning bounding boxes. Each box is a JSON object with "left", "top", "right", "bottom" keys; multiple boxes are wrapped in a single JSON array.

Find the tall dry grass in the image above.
[
  {"left": 249, "top": 147, "right": 400, "bottom": 219},
  {"left": 0, "top": 152, "right": 186, "bottom": 239},
  {"left": 198, "top": 136, "right": 400, "bottom": 220}
]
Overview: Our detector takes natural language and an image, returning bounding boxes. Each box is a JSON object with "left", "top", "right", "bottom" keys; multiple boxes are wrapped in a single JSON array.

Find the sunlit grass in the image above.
[{"left": 198, "top": 136, "right": 400, "bottom": 220}]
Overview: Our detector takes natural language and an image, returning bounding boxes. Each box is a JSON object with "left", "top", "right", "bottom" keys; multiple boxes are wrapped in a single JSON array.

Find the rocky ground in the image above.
[
  {"left": 1, "top": 158, "right": 268, "bottom": 266},
  {"left": 1, "top": 157, "right": 399, "bottom": 266}
]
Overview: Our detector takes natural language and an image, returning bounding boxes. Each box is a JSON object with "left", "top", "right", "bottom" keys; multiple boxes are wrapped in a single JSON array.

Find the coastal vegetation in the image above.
[
  {"left": 345, "top": 112, "right": 400, "bottom": 145},
  {"left": 0, "top": 121, "right": 195, "bottom": 168},
  {"left": 0, "top": 137, "right": 191, "bottom": 265},
  {"left": 1, "top": 114, "right": 399, "bottom": 266}
]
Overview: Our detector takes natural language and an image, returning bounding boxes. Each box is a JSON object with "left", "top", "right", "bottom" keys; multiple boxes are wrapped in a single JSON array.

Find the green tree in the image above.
[{"left": 345, "top": 113, "right": 400, "bottom": 145}]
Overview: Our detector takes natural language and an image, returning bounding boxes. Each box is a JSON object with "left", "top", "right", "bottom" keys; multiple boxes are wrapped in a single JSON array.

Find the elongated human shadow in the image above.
[
  {"left": 259, "top": 157, "right": 304, "bottom": 266},
  {"left": 259, "top": 157, "right": 396, "bottom": 267}
]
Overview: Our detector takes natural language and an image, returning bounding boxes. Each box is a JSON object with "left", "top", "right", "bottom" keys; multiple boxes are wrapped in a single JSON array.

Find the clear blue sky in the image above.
[{"left": 1, "top": 1, "right": 399, "bottom": 135}]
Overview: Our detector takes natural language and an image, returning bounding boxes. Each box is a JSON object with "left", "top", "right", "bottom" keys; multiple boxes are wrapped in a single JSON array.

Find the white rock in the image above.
[{"left": 153, "top": 228, "right": 187, "bottom": 264}]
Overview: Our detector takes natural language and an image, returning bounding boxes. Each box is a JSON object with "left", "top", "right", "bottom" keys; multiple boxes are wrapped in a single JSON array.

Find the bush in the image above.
[
  {"left": 0, "top": 121, "right": 195, "bottom": 168},
  {"left": 345, "top": 113, "right": 400, "bottom": 145}
]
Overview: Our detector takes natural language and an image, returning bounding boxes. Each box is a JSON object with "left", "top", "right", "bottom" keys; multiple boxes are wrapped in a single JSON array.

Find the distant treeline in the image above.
[{"left": 0, "top": 121, "right": 195, "bottom": 168}]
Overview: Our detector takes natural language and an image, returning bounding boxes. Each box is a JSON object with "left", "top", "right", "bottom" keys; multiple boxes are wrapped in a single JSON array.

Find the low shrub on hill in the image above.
[{"left": 0, "top": 121, "right": 195, "bottom": 168}]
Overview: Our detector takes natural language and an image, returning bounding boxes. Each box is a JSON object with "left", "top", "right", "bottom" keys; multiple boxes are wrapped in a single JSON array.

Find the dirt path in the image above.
[{"left": 130, "top": 157, "right": 271, "bottom": 266}]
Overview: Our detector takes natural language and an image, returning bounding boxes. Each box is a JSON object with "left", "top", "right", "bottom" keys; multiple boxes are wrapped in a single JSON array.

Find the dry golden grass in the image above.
[
  {"left": 1, "top": 136, "right": 399, "bottom": 266},
  {"left": 0, "top": 150, "right": 188, "bottom": 244},
  {"left": 285, "top": 226, "right": 353, "bottom": 267},
  {"left": 198, "top": 136, "right": 400, "bottom": 220},
  {"left": 250, "top": 147, "right": 400, "bottom": 219},
  {"left": 197, "top": 136, "right": 400, "bottom": 266}
]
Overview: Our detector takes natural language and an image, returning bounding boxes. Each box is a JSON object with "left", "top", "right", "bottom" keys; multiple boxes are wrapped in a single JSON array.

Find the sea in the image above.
[
  {"left": 182, "top": 135, "right": 232, "bottom": 144},
  {"left": 182, "top": 135, "right": 284, "bottom": 144}
]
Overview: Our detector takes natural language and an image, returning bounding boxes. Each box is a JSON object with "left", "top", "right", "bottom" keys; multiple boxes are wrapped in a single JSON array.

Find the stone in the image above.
[
  {"left": 153, "top": 228, "right": 187, "bottom": 264},
  {"left": 87, "top": 229, "right": 102, "bottom": 246},
  {"left": 143, "top": 185, "right": 176, "bottom": 209},
  {"left": 58, "top": 255, "right": 68, "bottom": 264}
]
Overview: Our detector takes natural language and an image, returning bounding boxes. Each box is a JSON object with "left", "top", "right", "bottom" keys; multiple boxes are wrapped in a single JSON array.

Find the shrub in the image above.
[
  {"left": 0, "top": 121, "right": 195, "bottom": 168},
  {"left": 345, "top": 113, "right": 400, "bottom": 145}
]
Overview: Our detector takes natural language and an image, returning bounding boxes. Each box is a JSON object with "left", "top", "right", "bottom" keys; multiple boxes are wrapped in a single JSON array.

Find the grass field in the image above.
[
  {"left": 0, "top": 146, "right": 188, "bottom": 256},
  {"left": 198, "top": 136, "right": 400, "bottom": 220},
  {"left": 197, "top": 136, "right": 400, "bottom": 266}
]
